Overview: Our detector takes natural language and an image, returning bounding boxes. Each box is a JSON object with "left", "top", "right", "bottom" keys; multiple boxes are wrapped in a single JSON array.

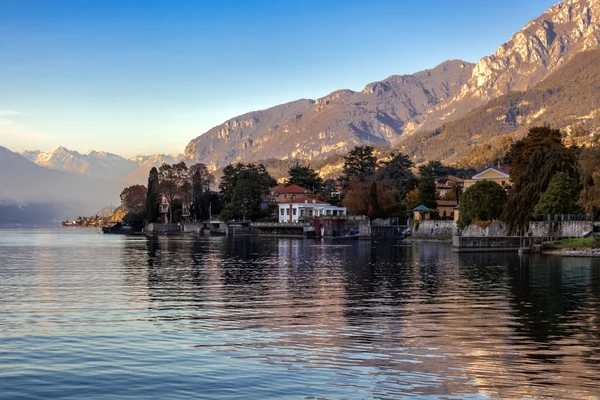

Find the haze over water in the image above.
[{"left": 1, "top": 229, "right": 599, "bottom": 399}]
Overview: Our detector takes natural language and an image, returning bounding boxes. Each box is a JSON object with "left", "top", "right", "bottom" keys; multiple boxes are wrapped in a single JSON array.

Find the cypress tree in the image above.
[
  {"left": 146, "top": 167, "right": 160, "bottom": 223},
  {"left": 368, "top": 181, "right": 380, "bottom": 220}
]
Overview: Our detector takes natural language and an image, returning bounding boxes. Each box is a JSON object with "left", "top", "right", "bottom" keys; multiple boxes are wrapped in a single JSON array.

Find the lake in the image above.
[{"left": 1, "top": 229, "right": 599, "bottom": 399}]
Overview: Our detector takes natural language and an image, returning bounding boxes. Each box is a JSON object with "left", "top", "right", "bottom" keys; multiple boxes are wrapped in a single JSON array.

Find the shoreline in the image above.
[{"left": 541, "top": 248, "right": 600, "bottom": 257}]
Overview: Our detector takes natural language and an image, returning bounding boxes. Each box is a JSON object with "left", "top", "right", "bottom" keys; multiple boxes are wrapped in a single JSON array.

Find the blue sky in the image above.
[{"left": 0, "top": 0, "right": 557, "bottom": 157}]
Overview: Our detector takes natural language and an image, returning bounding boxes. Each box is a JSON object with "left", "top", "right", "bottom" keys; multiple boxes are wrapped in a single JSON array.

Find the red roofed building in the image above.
[{"left": 271, "top": 184, "right": 313, "bottom": 203}]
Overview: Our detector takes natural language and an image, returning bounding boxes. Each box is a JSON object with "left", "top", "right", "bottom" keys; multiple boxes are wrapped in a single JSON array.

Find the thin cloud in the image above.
[
  {"left": 0, "top": 119, "right": 58, "bottom": 150},
  {"left": 0, "top": 110, "right": 25, "bottom": 118}
]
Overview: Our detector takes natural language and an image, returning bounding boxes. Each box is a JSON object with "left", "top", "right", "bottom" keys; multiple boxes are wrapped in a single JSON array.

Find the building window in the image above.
[
  {"left": 286, "top": 209, "right": 289, "bottom": 215},
  {"left": 292, "top": 195, "right": 296, "bottom": 200},
  {"left": 293, "top": 208, "right": 297, "bottom": 215},
  {"left": 280, "top": 209, "right": 284, "bottom": 216},
  {"left": 284, "top": 194, "right": 287, "bottom": 199}
]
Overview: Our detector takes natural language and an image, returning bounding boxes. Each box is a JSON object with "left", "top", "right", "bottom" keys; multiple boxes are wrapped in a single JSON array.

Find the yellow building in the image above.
[
  {"left": 463, "top": 167, "right": 511, "bottom": 189},
  {"left": 437, "top": 200, "right": 458, "bottom": 218}
]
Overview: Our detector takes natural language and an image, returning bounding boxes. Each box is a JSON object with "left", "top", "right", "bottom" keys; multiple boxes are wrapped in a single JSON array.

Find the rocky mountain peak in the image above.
[{"left": 421, "top": 0, "right": 600, "bottom": 129}]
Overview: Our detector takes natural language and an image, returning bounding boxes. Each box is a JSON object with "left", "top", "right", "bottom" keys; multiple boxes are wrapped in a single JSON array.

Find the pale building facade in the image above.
[{"left": 279, "top": 198, "right": 347, "bottom": 223}]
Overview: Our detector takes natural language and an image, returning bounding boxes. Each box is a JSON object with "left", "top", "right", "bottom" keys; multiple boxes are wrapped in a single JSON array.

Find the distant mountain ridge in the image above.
[
  {"left": 19, "top": 147, "right": 184, "bottom": 184},
  {"left": 184, "top": 0, "right": 600, "bottom": 170},
  {"left": 184, "top": 60, "right": 474, "bottom": 169},
  {"left": 0, "top": 146, "right": 121, "bottom": 221}
]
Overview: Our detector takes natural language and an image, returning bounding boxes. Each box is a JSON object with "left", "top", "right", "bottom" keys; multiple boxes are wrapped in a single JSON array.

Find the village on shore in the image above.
[{"left": 82, "top": 126, "right": 600, "bottom": 255}]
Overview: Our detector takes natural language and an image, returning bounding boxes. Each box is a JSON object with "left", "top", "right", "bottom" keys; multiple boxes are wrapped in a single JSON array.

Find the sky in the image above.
[{"left": 0, "top": 0, "right": 558, "bottom": 158}]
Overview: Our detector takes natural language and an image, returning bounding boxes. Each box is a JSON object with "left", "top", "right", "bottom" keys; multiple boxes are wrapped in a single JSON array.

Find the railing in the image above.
[{"left": 533, "top": 214, "right": 593, "bottom": 221}]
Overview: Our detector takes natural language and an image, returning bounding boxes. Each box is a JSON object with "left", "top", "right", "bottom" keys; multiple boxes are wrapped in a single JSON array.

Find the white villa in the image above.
[{"left": 278, "top": 197, "right": 347, "bottom": 223}]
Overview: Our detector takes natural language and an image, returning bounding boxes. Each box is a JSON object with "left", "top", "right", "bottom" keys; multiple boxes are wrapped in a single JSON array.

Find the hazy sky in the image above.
[{"left": 1, "top": 0, "right": 557, "bottom": 157}]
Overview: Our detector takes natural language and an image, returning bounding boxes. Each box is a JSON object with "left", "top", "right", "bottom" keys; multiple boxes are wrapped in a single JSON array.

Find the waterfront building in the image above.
[{"left": 278, "top": 197, "right": 346, "bottom": 223}]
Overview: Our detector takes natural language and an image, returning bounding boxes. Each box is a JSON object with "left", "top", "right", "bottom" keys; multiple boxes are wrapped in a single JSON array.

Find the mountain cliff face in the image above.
[
  {"left": 185, "top": 60, "right": 474, "bottom": 169},
  {"left": 399, "top": 48, "right": 600, "bottom": 168},
  {"left": 185, "top": 0, "right": 600, "bottom": 170},
  {"left": 413, "top": 0, "right": 600, "bottom": 133}
]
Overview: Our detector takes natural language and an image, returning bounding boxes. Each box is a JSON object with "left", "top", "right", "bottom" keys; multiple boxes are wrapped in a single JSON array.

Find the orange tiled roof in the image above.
[{"left": 277, "top": 184, "right": 312, "bottom": 194}]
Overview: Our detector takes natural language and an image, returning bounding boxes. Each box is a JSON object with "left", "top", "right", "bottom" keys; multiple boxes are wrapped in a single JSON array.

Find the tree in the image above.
[
  {"left": 146, "top": 167, "right": 160, "bottom": 223},
  {"left": 123, "top": 209, "right": 147, "bottom": 232},
  {"left": 120, "top": 184, "right": 147, "bottom": 212},
  {"left": 405, "top": 188, "right": 420, "bottom": 211},
  {"left": 288, "top": 162, "right": 323, "bottom": 192},
  {"left": 418, "top": 160, "right": 443, "bottom": 180},
  {"left": 343, "top": 178, "right": 400, "bottom": 217},
  {"left": 188, "top": 163, "right": 215, "bottom": 221},
  {"left": 451, "top": 181, "right": 463, "bottom": 204},
  {"left": 219, "top": 163, "right": 276, "bottom": 220},
  {"left": 534, "top": 172, "right": 581, "bottom": 218},
  {"left": 219, "top": 163, "right": 241, "bottom": 205},
  {"left": 578, "top": 145, "right": 600, "bottom": 218},
  {"left": 319, "top": 178, "right": 338, "bottom": 202},
  {"left": 418, "top": 173, "right": 437, "bottom": 210},
  {"left": 376, "top": 152, "right": 416, "bottom": 198},
  {"left": 342, "top": 146, "right": 378, "bottom": 182},
  {"left": 501, "top": 126, "right": 579, "bottom": 234},
  {"left": 368, "top": 181, "right": 380, "bottom": 220},
  {"left": 458, "top": 181, "right": 508, "bottom": 229},
  {"left": 158, "top": 162, "right": 188, "bottom": 223}
]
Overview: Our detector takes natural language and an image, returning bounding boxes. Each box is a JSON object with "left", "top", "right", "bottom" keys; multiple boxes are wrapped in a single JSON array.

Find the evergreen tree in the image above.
[
  {"left": 342, "top": 146, "right": 378, "bottom": 182},
  {"left": 219, "top": 163, "right": 242, "bottom": 205},
  {"left": 146, "top": 167, "right": 160, "bottom": 223},
  {"left": 458, "top": 180, "right": 507, "bottom": 229},
  {"left": 218, "top": 163, "right": 276, "bottom": 220},
  {"left": 288, "top": 162, "right": 323, "bottom": 192},
  {"left": 534, "top": 172, "right": 581, "bottom": 218},
  {"left": 368, "top": 181, "right": 380, "bottom": 220},
  {"left": 418, "top": 174, "right": 437, "bottom": 210},
  {"left": 376, "top": 152, "right": 416, "bottom": 198}
]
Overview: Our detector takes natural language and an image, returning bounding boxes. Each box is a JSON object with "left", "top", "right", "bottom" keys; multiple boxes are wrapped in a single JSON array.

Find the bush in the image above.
[
  {"left": 458, "top": 181, "right": 507, "bottom": 229},
  {"left": 123, "top": 210, "right": 147, "bottom": 232}
]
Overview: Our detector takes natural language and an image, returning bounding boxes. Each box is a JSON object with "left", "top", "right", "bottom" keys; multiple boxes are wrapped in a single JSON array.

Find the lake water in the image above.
[{"left": 1, "top": 229, "right": 600, "bottom": 399}]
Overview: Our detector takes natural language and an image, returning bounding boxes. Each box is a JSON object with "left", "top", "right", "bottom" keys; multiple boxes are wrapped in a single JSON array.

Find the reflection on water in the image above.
[{"left": 1, "top": 229, "right": 600, "bottom": 399}]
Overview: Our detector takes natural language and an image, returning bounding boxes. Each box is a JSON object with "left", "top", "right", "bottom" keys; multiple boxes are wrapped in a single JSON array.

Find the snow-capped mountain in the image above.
[{"left": 20, "top": 147, "right": 184, "bottom": 185}]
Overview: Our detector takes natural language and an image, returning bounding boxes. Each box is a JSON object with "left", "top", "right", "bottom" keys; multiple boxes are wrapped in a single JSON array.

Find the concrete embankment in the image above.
[{"left": 409, "top": 220, "right": 595, "bottom": 253}]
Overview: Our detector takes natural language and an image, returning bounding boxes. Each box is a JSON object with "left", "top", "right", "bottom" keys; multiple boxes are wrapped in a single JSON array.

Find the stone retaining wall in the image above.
[
  {"left": 452, "top": 236, "right": 524, "bottom": 252},
  {"left": 413, "top": 220, "right": 457, "bottom": 238}
]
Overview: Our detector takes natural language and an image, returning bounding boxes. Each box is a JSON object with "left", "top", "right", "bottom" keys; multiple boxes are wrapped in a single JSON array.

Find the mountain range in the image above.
[
  {"left": 20, "top": 147, "right": 183, "bottom": 185},
  {"left": 0, "top": 146, "right": 121, "bottom": 223},
  {"left": 184, "top": 0, "right": 600, "bottom": 168}
]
